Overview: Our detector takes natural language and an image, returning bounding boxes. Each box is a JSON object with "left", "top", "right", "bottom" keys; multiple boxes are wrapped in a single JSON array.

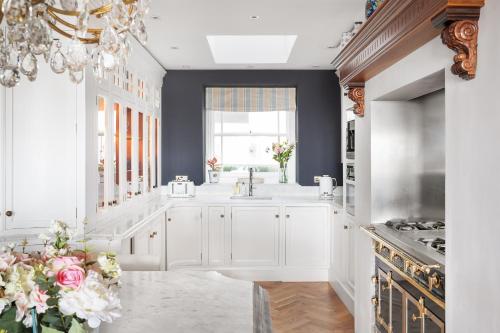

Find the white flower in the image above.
[
  {"left": 97, "top": 254, "right": 122, "bottom": 279},
  {"left": 58, "top": 270, "right": 121, "bottom": 328}
]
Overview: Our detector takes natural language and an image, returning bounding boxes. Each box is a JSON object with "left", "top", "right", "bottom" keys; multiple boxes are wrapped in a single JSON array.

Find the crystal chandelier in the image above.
[{"left": 0, "top": 0, "right": 150, "bottom": 87}]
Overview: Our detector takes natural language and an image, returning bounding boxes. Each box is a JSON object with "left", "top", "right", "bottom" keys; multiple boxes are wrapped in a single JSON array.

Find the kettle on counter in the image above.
[{"left": 319, "top": 175, "right": 337, "bottom": 200}]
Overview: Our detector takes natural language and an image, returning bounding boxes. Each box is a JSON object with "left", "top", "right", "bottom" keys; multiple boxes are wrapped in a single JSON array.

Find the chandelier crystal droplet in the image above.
[{"left": 0, "top": 0, "right": 151, "bottom": 87}]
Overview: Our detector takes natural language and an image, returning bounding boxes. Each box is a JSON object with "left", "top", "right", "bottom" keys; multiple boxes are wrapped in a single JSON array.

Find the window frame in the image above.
[{"left": 205, "top": 110, "right": 297, "bottom": 184}]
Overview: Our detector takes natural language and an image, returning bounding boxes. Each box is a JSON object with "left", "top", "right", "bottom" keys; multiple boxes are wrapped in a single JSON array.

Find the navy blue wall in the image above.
[{"left": 162, "top": 70, "right": 342, "bottom": 186}]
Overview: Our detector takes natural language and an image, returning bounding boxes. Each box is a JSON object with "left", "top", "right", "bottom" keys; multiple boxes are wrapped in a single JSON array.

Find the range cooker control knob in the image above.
[
  {"left": 428, "top": 273, "right": 441, "bottom": 291},
  {"left": 371, "top": 297, "right": 378, "bottom": 306},
  {"left": 371, "top": 276, "right": 378, "bottom": 285}
]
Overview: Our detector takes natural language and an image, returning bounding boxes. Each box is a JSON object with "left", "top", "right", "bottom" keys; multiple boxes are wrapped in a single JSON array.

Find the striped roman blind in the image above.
[{"left": 205, "top": 87, "right": 296, "bottom": 112}]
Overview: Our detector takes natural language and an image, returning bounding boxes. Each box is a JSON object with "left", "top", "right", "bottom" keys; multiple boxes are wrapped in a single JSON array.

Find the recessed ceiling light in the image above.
[
  {"left": 171, "top": 46, "right": 179, "bottom": 50},
  {"left": 327, "top": 45, "right": 337, "bottom": 49},
  {"left": 250, "top": 15, "right": 260, "bottom": 20},
  {"left": 206, "top": 35, "right": 297, "bottom": 64},
  {"left": 151, "top": 16, "right": 160, "bottom": 20},
  {"left": 313, "top": 65, "right": 320, "bottom": 68}
]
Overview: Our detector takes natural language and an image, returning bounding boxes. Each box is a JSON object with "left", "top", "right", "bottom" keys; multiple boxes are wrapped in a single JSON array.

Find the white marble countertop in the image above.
[
  {"left": 87, "top": 184, "right": 343, "bottom": 240},
  {"left": 100, "top": 270, "right": 255, "bottom": 333}
]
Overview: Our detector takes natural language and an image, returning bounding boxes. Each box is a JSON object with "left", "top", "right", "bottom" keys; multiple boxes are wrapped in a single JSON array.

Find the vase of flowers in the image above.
[
  {"left": 0, "top": 220, "right": 122, "bottom": 333},
  {"left": 207, "top": 157, "right": 220, "bottom": 184},
  {"left": 269, "top": 142, "right": 295, "bottom": 184}
]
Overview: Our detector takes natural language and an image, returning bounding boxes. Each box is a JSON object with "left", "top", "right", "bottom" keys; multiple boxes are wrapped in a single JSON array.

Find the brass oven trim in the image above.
[
  {"left": 375, "top": 252, "right": 445, "bottom": 310},
  {"left": 377, "top": 269, "right": 392, "bottom": 333}
]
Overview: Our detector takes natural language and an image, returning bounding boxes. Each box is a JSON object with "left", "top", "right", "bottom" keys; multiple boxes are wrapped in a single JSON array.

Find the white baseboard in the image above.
[{"left": 330, "top": 279, "right": 355, "bottom": 315}]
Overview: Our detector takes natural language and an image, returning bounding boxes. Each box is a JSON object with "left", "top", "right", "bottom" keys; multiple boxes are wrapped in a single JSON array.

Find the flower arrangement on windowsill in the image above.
[
  {"left": 267, "top": 142, "right": 296, "bottom": 183},
  {"left": 0, "top": 221, "right": 121, "bottom": 333},
  {"left": 207, "top": 157, "right": 221, "bottom": 184}
]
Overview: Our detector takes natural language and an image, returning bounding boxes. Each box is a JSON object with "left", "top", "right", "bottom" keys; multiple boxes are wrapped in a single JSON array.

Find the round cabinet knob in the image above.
[
  {"left": 334, "top": 210, "right": 338, "bottom": 215},
  {"left": 167, "top": 218, "right": 172, "bottom": 222},
  {"left": 344, "top": 225, "right": 349, "bottom": 230},
  {"left": 275, "top": 214, "right": 280, "bottom": 218},
  {"left": 286, "top": 214, "right": 290, "bottom": 218},
  {"left": 5, "top": 211, "right": 13, "bottom": 217},
  {"left": 220, "top": 214, "right": 225, "bottom": 218}
]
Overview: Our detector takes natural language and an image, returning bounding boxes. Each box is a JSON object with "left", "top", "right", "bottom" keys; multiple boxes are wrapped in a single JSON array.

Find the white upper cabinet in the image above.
[
  {"left": 230, "top": 206, "right": 280, "bottom": 266},
  {"left": 166, "top": 206, "right": 203, "bottom": 269},
  {"left": 2, "top": 63, "right": 79, "bottom": 232},
  {"left": 285, "top": 206, "right": 329, "bottom": 267},
  {"left": 208, "top": 206, "right": 226, "bottom": 266}
]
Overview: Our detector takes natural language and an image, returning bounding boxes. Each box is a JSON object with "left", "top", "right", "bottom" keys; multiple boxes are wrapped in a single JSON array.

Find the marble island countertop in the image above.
[
  {"left": 87, "top": 184, "right": 343, "bottom": 240},
  {"left": 100, "top": 270, "right": 270, "bottom": 333}
]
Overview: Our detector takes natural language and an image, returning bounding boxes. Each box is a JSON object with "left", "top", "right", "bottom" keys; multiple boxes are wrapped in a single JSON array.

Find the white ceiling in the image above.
[{"left": 145, "top": 0, "right": 366, "bottom": 70}]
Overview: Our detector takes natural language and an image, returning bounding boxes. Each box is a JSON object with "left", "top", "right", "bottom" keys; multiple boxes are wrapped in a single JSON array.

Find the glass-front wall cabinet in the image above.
[{"left": 94, "top": 97, "right": 160, "bottom": 214}]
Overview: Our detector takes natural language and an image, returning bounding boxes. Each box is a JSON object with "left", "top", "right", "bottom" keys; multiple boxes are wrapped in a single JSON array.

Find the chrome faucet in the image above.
[{"left": 248, "top": 167, "right": 254, "bottom": 197}]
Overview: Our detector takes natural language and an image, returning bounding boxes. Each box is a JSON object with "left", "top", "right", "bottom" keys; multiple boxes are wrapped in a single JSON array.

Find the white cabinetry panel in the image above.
[
  {"left": 230, "top": 206, "right": 280, "bottom": 266},
  {"left": 4, "top": 64, "right": 78, "bottom": 231},
  {"left": 166, "top": 206, "right": 203, "bottom": 269},
  {"left": 208, "top": 206, "right": 225, "bottom": 266},
  {"left": 285, "top": 206, "right": 329, "bottom": 267}
]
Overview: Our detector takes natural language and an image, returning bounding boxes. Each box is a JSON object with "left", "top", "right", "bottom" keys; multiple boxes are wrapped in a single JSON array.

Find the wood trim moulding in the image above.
[
  {"left": 332, "top": 0, "right": 485, "bottom": 88},
  {"left": 347, "top": 84, "right": 365, "bottom": 118}
]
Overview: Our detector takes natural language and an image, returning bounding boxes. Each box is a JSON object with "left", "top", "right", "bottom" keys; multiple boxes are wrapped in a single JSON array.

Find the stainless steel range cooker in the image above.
[{"left": 362, "top": 219, "right": 446, "bottom": 333}]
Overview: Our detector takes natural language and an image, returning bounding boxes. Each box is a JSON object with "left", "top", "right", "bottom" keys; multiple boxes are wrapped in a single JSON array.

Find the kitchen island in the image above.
[{"left": 100, "top": 270, "right": 272, "bottom": 333}]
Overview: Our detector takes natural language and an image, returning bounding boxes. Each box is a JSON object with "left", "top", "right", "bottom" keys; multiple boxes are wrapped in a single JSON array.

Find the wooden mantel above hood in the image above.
[{"left": 332, "top": 0, "right": 485, "bottom": 117}]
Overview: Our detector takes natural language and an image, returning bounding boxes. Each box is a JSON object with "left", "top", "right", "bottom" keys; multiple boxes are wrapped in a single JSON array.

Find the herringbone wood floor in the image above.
[{"left": 258, "top": 282, "right": 354, "bottom": 333}]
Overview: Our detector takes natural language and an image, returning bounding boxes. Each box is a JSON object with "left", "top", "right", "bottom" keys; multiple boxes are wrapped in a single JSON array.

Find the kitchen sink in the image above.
[{"left": 230, "top": 196, "right": 273, "bottom": 200}]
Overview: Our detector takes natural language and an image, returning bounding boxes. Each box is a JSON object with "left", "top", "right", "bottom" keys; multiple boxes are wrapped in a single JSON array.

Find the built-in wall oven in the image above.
[{"left": 346, "top": 120, "right": 355, "bottom": 160}]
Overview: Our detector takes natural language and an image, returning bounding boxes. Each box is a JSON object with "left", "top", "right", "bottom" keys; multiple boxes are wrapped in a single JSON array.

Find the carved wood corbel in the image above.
[
  {"left": 347, "top": 85, "right": 365, "bottom": 118},
  {"left": 441, "top": 20, "right": 479, "bottom": 80}
]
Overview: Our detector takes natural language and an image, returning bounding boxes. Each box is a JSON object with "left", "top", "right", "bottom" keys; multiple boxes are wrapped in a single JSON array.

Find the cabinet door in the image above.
[
  {"left": 208, "top": 207, "right": 225, "bottom": 266},
  {"left": 4, "top": 64, "right": 78, "bottom": 231},
  {"left": 166, "top": 206, "right": 203, "bottom": 269},
  {"left": 230, "top": 206, "right": 280, "bottom": 266},
  {"left": 148, "top": 213, "right": 165, "bottom": 262},
  {"left": 285, "top": 206, "right": 328, "bottom": 267},
  {"left": 346, "top": 218, "right": 357, "bottom": 290},
  {"left": 332, "top": 210, "right": 346, "bottom": 280}
]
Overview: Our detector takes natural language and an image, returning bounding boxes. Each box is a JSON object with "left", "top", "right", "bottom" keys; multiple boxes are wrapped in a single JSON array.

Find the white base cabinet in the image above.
[
  {"left": 122, "top": 203, "right": 333, "bottom": 281},
  {"left": 285, "top": 206, "right": 329, "bottom": 267},
  {"left": 230, "top": 206, "right": 280, "bottom": 267},
  {"left": 166, "top": 206, "right": 203, "bottom": 269}
]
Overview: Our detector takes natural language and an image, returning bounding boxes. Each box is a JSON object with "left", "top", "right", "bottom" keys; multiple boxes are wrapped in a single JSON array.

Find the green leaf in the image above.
[
  {"left": 0, "top": 307, "right": 32, "bottom": 333},
  {"left": 41, "top": 325, "right": 64, "bottom": 333},
  {"left": 68, "top": 320, "right": 86, "bottom": 333}
]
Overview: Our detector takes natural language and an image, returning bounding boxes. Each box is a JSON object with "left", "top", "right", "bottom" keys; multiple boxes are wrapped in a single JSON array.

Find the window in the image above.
[{"left": 206, "top": 111, "right": 296, "bottom": 183}]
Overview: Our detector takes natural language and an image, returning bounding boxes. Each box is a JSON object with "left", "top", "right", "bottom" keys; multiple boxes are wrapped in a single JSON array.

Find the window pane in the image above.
[
  {"left": 221, "top": 135, "right": 278, "bottom": 166},
  {"left": 213, "top": 111, "right": 223, "bottom": 135},
  {"left": 278, "top": 111, "right": 291, "bottom": 136},
  {"left": 221, "top": 112, "right": 279, "bottom": 134}
]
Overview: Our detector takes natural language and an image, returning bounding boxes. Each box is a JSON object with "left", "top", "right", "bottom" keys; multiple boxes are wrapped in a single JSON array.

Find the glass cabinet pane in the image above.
[
  {"left": 97, "top": 96, "right": 106, "bottom": 210},
  {"left": 138, "top": 112, "right": 144, "bottom": 194},
  {"left": 155, "top": 117, "right": 159, "bottom": 188},
  {"left": 147, "top": 115, "right": 151, "bottom": 192},
  {"left": 113, "top": 103, "right": 121, "bottom": 204},
  {"left": 126, "top": 107, "right": 133, "bottom": 198}
]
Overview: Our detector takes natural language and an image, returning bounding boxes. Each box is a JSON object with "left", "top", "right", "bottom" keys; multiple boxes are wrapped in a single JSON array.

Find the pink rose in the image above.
[
  {"left": 51, "top": 256, "right": 82, "bottom": 273},
  {"left": 56, "top": 265, "right": 85, "bottom": 290},
  {"left": 31, "top": 285, "right": 50, "bottom": 314}
]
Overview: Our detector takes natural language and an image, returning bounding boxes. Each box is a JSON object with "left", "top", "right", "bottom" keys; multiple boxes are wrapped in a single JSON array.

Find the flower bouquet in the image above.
[
  {"left": 269, "top": 142, "right": 295, "bottom": 183},
  {"left": 0, "top": 221, "right": 121, "bottom": 333},
  {"left": 207, "top": 157, "right": 221, "bottom": 183}
]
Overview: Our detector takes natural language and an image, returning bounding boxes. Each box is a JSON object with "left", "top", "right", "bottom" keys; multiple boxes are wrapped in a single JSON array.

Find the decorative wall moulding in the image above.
[
  {"left": 332, "top": 0, "right": 485, "bottom": 112},
  {"left": 347, "top": 84, "right": 365, "bottom": 118}
]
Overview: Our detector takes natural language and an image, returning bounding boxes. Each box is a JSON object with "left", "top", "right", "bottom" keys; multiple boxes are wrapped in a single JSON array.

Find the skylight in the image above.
[{"left": 206, "top": 35, "right": 298, "bottom": 64}]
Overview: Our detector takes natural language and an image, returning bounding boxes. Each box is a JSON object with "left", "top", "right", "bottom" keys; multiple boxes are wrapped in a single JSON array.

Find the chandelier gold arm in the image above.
[
  {"left": 47, "top": 20, "right": 99, "bottom": 44},
  {"left": 45, "top": 9, "right": 102, "bottom": 35},
  {"left": 45, "top": 0, "right": 137, "bottom": 17}
]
